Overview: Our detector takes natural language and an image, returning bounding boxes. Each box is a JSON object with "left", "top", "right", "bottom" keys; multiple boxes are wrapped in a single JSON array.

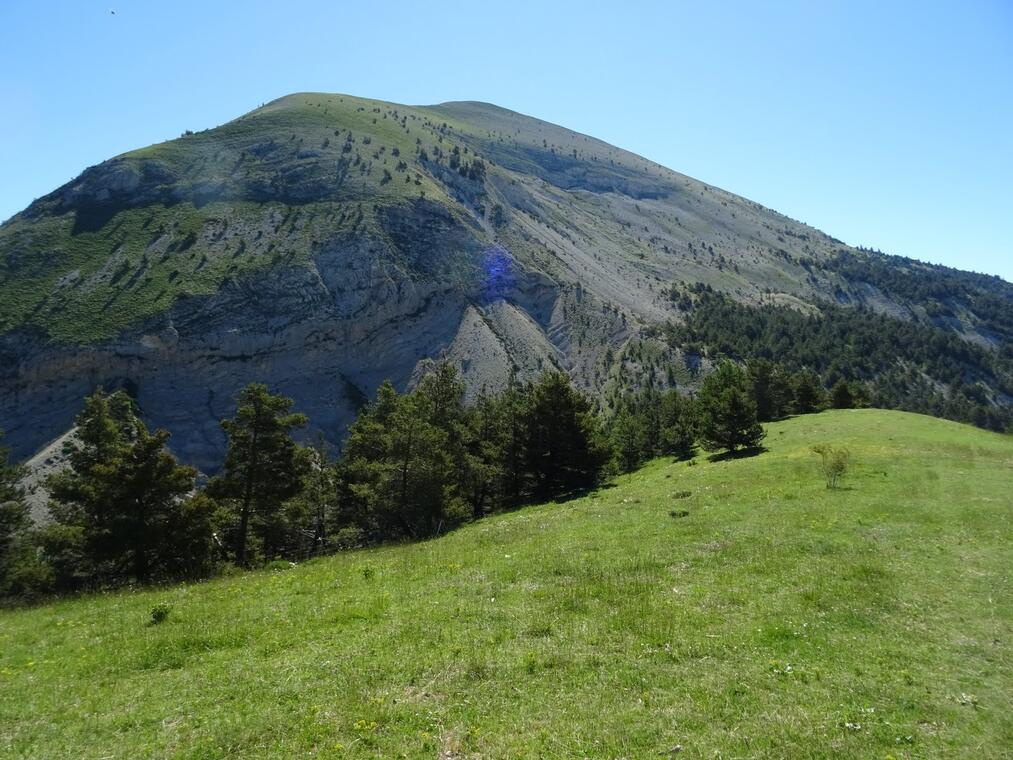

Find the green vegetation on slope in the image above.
[
  {"left": 0, "top": 94, "right": 492, "bottom": 341},
  {"left": 3, "top": 90, "right": 686, "bottom": 342},
  {"left": 667, "top": 287, "right": 1013, "bottom": 432},
  {"left": 1, "top": 409, "right": 1009, "bottom": 758}
]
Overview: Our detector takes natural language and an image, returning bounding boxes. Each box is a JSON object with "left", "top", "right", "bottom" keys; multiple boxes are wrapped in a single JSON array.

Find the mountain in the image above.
[{"left": 1, "top": 93, "right": 1010, "bottom": 468}]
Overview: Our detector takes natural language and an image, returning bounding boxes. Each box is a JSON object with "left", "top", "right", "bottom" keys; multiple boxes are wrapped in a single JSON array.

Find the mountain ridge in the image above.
[{"left": 1, "top": 92, "right": 1010, "bottom": 467}]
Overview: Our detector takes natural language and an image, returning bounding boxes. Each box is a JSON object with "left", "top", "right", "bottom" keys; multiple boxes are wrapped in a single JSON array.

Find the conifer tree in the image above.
[
  {"left": 218, "top": 384, "right": 307, "bottom": 565},
  {"left": 792, "top": 369, "right": 826, "bottom": 414},
  {"left": 848, "top": 380, "right": 871, "bottom": 408},
  {"left": 697, "top": 362, "right": 766, "bottom": 453},
  {"left": 384, "top": 392, "right": 457, "bottom": 535},
  {"left": 498, "top": 379, "right": 529, "bottom": 507},
  {"left": 416, "top": 362, "right": 466, "bottom": 433},
  {"left": 46, "top": 389, "right": 213, "bottom": 585},
  {"left": 92, "top": 426, "right": 205, "bottom": 583},
  {"left": 830, "top": 378, "right": 855, "bottom": 409},
  {"left": 461, "top": 387, "right": 508, "bottom": 519},
  {"left": 282, "top": 441, "right": 337, "bottom": 558},
  {"left": 609, "top": 408, "right": 650, "bottom": 473},
  {"left": 340, "top": 380, "right": 459, "bottom": 540},
  {"left": 0, "top": 430, "right": 41, "bottom": 597},
  {"left": 45, "top": 389, "right": 137, "bottom": 585},
  {"left": 658, "top": 389, "right": 697, "bottom": 460},
  {"left": 521, "top": 372, "right": 609, "bottom": 499},
  {"left": 748, "top": 359, "right": 792, "bottom": 421}
]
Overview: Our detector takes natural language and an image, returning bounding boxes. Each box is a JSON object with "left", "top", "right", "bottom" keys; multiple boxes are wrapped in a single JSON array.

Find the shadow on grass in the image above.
[{"left": 707, "top": 445, "right": 767, "bottom": 463}]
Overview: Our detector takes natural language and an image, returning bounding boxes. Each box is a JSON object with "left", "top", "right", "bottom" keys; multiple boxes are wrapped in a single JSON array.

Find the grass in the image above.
[{"left": 1, "top": 408, "right": 1010, "bottom": 758}]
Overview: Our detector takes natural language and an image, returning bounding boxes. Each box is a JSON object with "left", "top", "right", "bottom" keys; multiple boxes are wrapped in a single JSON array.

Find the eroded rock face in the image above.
[{"left": 0, "top": 242, "right": 575, "bottom": 471}]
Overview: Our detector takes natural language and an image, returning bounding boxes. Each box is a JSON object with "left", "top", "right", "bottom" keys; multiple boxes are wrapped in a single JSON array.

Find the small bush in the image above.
[
  {"left": 334, "top": 526, "right": 364, "bottom": 550},
  {"left": 672, "top": 490, "right": 692, "bottom": 499},
  {"left": 811, "top": 444, "right": 850, "bottom": 489},
  {"left": 149, "top": 602, "right": 172, "bottom": 625}
]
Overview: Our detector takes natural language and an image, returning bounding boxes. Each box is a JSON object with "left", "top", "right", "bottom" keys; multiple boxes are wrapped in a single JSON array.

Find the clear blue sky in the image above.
[{"left": 2, "top": 0, "right": 1010, "bottom": 280}]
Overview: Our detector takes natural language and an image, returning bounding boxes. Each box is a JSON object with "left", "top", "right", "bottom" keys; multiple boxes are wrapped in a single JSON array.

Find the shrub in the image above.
[
  {"left": 334, "top": 526, "right": 365, "bottom": 550},
  {"left": 150, "top": 602, "right": 172, "bottom": 625},
  {"left": 811, "top": 444, "right": 850, "bottom": 489}
]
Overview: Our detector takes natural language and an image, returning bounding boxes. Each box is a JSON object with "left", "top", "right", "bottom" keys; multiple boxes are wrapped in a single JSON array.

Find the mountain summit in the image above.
[{"left": 1, "top": 93, "right": 1009, "bottom": 467}]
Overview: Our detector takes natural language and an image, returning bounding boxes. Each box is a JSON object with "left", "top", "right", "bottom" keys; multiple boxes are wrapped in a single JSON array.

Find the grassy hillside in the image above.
[{"left": 1, "top": 409, "right": 1011, "bottom": 758}]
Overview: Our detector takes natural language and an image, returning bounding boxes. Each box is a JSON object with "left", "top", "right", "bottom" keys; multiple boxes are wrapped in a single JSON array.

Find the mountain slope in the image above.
[
  {"left": 1, "top": 410, "right": 1011, "bottom": 757},
  {"left": 1, "top": 93, "right": 1010, "bottom": 467}
]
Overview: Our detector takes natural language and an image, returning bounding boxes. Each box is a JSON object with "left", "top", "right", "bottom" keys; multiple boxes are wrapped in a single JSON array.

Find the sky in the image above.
[{"left": 1, "top": 0, "right": 1011, "bottom": 281}]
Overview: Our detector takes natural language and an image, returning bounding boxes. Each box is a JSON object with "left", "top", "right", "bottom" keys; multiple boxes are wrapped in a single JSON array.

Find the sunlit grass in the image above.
[{"left": 1, "top": 409, "right": 1010, "bottom": 758}]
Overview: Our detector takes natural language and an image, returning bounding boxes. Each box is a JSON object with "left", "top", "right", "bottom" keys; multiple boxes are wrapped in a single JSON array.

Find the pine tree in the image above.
[
  {"left": 625, "top": 386, "right": 664, "bottom": 458},
  {"left": 498, "top": 379, "right": 529, "bottom": 507},
  {"left": 93, "top": 426, "right": 204, "bottom": 583},
  {"left": 0, "top": 429, "right": 41, "bottom": 597},
  {"left": 748, "top": 359, "right": 792, "bottom": 421},
  {"left": 848, "top": 380, "right": 871, "bottom": 408},
  {"left": 45, "top": 390, "right": 213, "bottom": 585},
  {"left": 658, "top": 389, "right": 697, "bottom": 460},
  {"left": 830, "top": 378, "right": 855, "bottom": 409},
  {"left": 282, "top": 440, "right": 337, "bottom": 558},
  {"left": 218, "top": 384, "right": 307, "bottom": 565},
  {"left": 609, "top": 408, "right": 650, "bottom": 473},
  {"left": 340, "top": 380, "right": 459, "bottom": 540},
  {"left": 793, "top": 369, "right": 826, "bottom": 414},
  {"left": 385, "top": 392, "right": 457, "bottom": 536},
  {"left": 521, "top": 372, "right": 609, "bottom": 500},
  {"left": 697, "top": 362, "right": 766, "bottom": 453},
  {"left": 461, "top": 388, "right": 508, "bottom": 519},
  {"left": 45, "top": 389, "right": 137, "bottom": 586},
  {"left": 415, "top": 362, "right": 467, "bottom": 437}
]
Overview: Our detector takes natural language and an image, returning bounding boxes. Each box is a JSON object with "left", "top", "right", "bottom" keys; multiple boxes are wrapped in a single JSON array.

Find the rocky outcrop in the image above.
[{"left": 0, "top": 240, "right": 581, "bottom": 471}]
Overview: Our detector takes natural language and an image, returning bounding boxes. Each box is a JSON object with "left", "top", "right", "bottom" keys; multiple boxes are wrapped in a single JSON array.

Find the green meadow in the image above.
[{"left": 1, "top": 409, "right": 1010, "bottom": 758}]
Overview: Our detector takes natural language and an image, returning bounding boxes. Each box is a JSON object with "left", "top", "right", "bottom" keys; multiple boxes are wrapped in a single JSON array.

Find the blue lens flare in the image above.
[{"left": 481, "top": 246, "right": 513, "bottom": 303}]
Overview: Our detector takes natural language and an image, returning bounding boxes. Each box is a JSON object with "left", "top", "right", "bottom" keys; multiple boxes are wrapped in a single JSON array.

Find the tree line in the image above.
[
  {"left": 2, "top": 367, "right": 604, "bottom": 598},
  {"left": 0, "top": 353, "right": 895, "bottom": 601},
  {"left": 607, "top": 357, "right": 866, "bottom": 474},
  {"left": 667, "top": 287, "right": 1013, "bottom": 433}
]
